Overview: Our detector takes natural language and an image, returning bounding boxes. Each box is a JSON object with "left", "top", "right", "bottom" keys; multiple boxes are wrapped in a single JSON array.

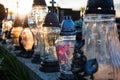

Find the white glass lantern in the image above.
[
  {"left": 28, "top": 0, "right": 48, "bottom": 63},
  {"left": 55, "top": 16, "right": 76, "bottom": 79},
  {"left": 83, "top": 0, "right": 118, "bottom": 79}
]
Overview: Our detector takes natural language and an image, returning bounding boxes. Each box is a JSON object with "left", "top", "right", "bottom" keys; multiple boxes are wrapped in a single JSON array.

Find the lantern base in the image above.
[
  {"left": 16, "top": 50, "right": 34, "bottom": 58},
  {"left": 58, "top": 72, "right": 74, "bottom": 80},
  {"left": 39, "top": 61, "right": 60, "bottom": 72},
  {"left": 31, "top": 54, "right": 41, "bottom": 64}
]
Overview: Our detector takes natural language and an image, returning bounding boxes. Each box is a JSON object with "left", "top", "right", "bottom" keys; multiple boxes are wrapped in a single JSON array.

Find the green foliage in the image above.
[{"left": 0, "top": 45, "right": 29, "bottom": 80}]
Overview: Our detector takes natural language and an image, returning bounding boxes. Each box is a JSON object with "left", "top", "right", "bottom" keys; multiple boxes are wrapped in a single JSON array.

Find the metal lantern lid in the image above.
[
  {"left": 43, "top": 10, "right": 60, "bottom": 27},
  {"left": 33, "top": 0, "right": 46, "bottom": 6},
  {"left": 85, "top": 0, "right": 115, "bottom": 14},
  {"left": 60, "top": 16, "right": 76, "bottom": 36},
  {"left": 13, "top": 16, "right": 22, "bottom": 27}
]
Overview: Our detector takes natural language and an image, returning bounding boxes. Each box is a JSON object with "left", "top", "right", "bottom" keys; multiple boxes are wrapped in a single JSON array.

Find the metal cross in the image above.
[{"left": 50, "top": 0, "right": 56, "bottom": 7}]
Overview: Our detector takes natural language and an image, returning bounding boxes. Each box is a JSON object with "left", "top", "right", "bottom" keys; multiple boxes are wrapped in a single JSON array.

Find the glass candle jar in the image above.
[
  {"left": 55, "top": 16, "right": 76, "bottom": 80},
  {"left": 28, "top": 0, "right": 48, "bottom": 63},
  {"left": 39, "top": 11, "right": 60, "bottom": 72},
  {"left": 18, "top": 16, "right": 34, "bottom": 58},
  {"left": 83, "top": 0, "right": 116, "bottom": 79}
]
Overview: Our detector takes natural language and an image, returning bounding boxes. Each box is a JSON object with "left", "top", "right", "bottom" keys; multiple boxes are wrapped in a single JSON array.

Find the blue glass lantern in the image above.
[{"left": 55, "top": 16, "right": 76, "bottom": 79}]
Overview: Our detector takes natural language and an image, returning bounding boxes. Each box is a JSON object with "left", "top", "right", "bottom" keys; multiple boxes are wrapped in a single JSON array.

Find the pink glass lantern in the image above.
[{"left": 55, "top": 16, "right": 76, "bottom": 79}]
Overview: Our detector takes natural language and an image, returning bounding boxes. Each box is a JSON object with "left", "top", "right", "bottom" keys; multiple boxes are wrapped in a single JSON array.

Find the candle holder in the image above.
[
  {"left": 28, "top": 0, "right": 48, "bottom": 64},
  {"left": 17, "top": 16, "right": 34, "bottom": 58},
  {"left": 83, "top": 0, "right": 116, "bottom": 79},
  {"left": 55, "top": 16, "right": 76, "bottom": 80},
  {"left": 11, "top": 16, "right": 22, "bottom": 51},
  {"left": 39, "top": 10, "right": 60, "bottom": 72}
]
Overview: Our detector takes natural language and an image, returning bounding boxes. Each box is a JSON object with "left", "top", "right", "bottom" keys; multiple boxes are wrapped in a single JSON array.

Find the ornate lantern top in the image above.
[
  {"left": 60, "top": 16, "right": 76, "bottom": 36},
  {"left": 33, "top": 0, "right": 46, "bottom": 6},
  {"left": 85, "top": 0, "right": 115, "bottom": 14},
  {"left": 43, "top": 11, "right": 60, "bottom": 27},
  {"left": 42, "top": 0, "right": 60, "bottom": 27}
]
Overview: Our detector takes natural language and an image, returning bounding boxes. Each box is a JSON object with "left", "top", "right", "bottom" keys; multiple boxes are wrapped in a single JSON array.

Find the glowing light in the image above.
[{"left": 1, "top": 0, "right": 33, "bottom": 16}]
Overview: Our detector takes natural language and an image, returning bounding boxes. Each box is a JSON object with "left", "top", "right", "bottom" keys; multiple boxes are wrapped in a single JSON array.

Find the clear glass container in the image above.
[
  {"left": 83, "top": 14, "right": 116, "bottom": 80},
  {"left": 28, "top": 3, "right": 48, "bottom": 63},
  {"left": 39, "top": 27, "right": 60, "bottom": 62}
]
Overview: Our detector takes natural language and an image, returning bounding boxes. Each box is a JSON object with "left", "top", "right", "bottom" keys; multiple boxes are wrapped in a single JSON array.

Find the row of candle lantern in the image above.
[
  {"left": 1, "top": 0, "right": 77, "bottom": 78},
  {"left": 2, "top": 15, "right": 76, "bottom": 79},
  {"left": 1, "top": 0, "right": 120, "bottom": 79}
]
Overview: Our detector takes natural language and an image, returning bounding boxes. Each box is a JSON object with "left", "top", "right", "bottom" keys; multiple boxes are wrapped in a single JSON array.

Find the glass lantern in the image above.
[
  {"left": 55, "top": 16, "right": 76, "bottom": 80},
  {"left": 17, "top": 16, "right": 34, "bottom": 58},
  {"left": 2, "top": 20, "right": 13, "bottom": 47},
  {"left": 39, "top": 11, "right": 60, "bottom": 72},
  {"left": 83, "top": 0, "right": 118, "bottom": 79},
  {"left": 1, "top": 8, "right": 13, "bottom": 51},
  {"left": 11, "top": 16, "right": 22, "bottom": 51},
  {"left": 28, "top": 0, "right": 48, "bottom": 63}
]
